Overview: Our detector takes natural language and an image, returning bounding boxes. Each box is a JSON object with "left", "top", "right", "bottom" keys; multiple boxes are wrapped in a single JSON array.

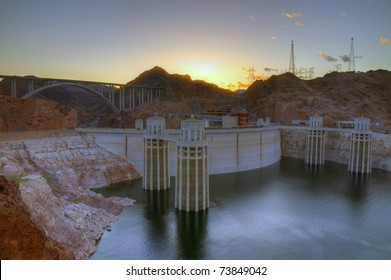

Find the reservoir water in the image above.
[{"left": 91, "top": 158, "right": 391, "bottom": 260}]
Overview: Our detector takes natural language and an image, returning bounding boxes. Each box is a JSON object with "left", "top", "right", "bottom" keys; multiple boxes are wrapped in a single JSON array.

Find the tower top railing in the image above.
[
  {"left": 309, "top": 116, "right": 323, "bottom": 128},
  {"left": 180, "top": 116, "right": 205, "bottom": 142},
  {"left": 354, "top": 117, "right": 371, "bottom": 131},
  {"left": 146, "top": 115, "right": 166, "bottom": 136}
]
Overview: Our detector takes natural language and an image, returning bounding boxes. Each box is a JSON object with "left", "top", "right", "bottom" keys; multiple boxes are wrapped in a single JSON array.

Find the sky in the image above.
[{"left": 0, "top": 0, "right": 390, "bottom": 89}]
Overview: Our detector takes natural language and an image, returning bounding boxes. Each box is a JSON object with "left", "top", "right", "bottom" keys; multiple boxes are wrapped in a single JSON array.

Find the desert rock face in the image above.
[
  {"left": 245, "top": 70, "right": 391, "bottom": 126},
  {"left": 0, "top": 93, "right": 77, "bottom": 131},
  {"left": 0, "top": 176, "right": 74, "bottom": 259},
  {"left": 281, "top": 129, "right": 391, "bottom": 172},
  {"left": 0, "top": 135, "right": 140, "bottom": 259}
]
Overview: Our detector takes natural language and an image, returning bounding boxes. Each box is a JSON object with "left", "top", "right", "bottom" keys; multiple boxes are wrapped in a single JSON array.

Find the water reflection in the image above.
[
  {"left": 176, "top": 211, "right": 208, "bottom": 260},
  {"left": 91, "top": 158, "right": 391, "bottom": 260},
  {"left": 347, "top": 173, "right": 369, "bottom": 201},
  {"left": 143, "top": 190, "right": 171, "bottom": 251}
]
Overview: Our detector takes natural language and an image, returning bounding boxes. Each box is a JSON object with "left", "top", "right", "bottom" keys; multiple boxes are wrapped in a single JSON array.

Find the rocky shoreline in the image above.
[
  {"left": 0, "top": 135, "right": 140, "bottom": 259},
  {"left": 281, "top": 128, "right": 391, "bottom": 172}
]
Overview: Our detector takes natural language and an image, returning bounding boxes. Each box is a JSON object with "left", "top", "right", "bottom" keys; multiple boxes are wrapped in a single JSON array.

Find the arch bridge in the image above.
[{"left": 0, "top": 75, "right": 165, "bottom": 116}]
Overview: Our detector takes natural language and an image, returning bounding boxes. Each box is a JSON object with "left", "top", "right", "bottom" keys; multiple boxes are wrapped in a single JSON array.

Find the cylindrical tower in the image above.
[
  {"left": 348, "top": 117, "right": 372, "bottom": 173},
  {"left": 238, "top": 109, "right": 249, "bottom": 126},
  {"left": 175, "top": 116, "right": 209, "bottom": 212},
  {"left": 135, "top": 119, "right": 143, "bottom": 130},
  {"left": 143, "top": 115, "right": 170, "bottom": 190},
  {"left": 305, "top": 116, "right": 325, "bottom": 165}
]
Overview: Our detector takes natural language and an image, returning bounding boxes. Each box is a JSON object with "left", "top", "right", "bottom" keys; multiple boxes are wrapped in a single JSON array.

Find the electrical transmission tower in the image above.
[
  {"left": 289, "top": 40, "right": 296, "bottom": 75},
  {"left": 246, "top": 66, "right": 256, "bottom": 85},
  {"left": 348, "top": 38, "right": 355, "bottom": 72}
]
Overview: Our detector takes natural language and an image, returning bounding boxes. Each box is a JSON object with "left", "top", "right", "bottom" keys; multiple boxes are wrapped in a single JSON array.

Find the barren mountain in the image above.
[
  {"left": 243, "top": 70, "right": 391, "bottom": 126},
  {"left": 127, "top": 66, "right": 233, "bottom": 99},
  {"left": 1, "top": 69, "right": 390, "bottom": 129}
]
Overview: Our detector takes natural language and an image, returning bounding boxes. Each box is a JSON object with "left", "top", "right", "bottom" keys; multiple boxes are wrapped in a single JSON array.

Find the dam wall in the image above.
[
  {"left": 77, "top": 126, "right": 282, "bottom": 175},
  {"left": 281, "top": 126, "right": 391, "bottom": 172}
]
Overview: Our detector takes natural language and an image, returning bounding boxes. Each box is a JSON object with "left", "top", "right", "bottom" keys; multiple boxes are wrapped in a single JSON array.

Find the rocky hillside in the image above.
[
  {"left": 0, "top": 91, "right": 77, "bottom": 131},
  {"left": 0, "top": 176, "right": 74, "bottom": 259},
  {"left": 0, "top": 136, "right": 140, "bottom": 259},
  {"left": 0, "top": 81, "right": 119, "bottom": 128},
  {"left": 244, "top": 70, "right": 391, "bottom": 126},
  {"left": 119, "top": 66, "right": 238, "bottom": 128},
  {"left": 127, "top": 66, "right": 234, "bottom": 100}
]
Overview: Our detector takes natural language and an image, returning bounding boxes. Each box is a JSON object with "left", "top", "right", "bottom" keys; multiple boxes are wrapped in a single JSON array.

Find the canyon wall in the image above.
[
  {"left": 0, "top": 176, "right": 74, "bottom": 259},
  {"left": 0, "top": 135, "right": 140, "bottom": 259},
  {"left": 281, "top": 128, "right": 391, "bottom": 172},
  {"left": 0, "top": 94, "right": 77, "bottom": 131}
]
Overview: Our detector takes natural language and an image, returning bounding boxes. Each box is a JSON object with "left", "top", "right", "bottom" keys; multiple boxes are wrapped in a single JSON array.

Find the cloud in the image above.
[
  {"left": 237, "top": 82, "right": 249, "bottom": 89},
  {"left": 380, "top": 37, "right": 390, "bottom": 45},
  {"left": 340, "top": 11, "right": 347, "bottom": 17},
  {"left": 294, "top": 22, "right": 304, "bottom": 28},
  {"left": 319, "top": 51, "right": 338, "bottom": 62},
  {"left": 271, "top": 35, "right": 277, "bottom": 41},
  {"left": 227, "top": 83, "right": 236, "bottom": 90},
  {"left": 340, "top": 55, "right": 350, "bottom": 63},
  {"left": 250, "top": 16, "right": 256, "bottom": 22},
  {"left": 282, "top": 12, "right": 303, "bottom": 19},
  {"left": 264, "top": 68, "right": 278, "bottom": 72},
  {"left": 339, "top": 55, "right": 364, "bottom": 62}
]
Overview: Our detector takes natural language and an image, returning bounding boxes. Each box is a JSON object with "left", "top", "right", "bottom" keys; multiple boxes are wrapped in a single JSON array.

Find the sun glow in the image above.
[{"left": 182, "top": 61, "right": 218, "bottom": 81}]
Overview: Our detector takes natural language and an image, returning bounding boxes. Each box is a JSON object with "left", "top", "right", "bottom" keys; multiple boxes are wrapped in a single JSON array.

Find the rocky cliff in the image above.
[
  {"left": 245, "top": 70, "right": 391, "bottom": 126},
  {"left": 281, "top": 128, "right": 391, "bottom": 172},
  {"left": 0, "top": 135, "right": 141, "bottom": 259},
  {"left": 0, "top": 92, "right": 77, "bottom": 131},
  {"left": 0, "top": 176, "right": 74, "bottom": 259}
]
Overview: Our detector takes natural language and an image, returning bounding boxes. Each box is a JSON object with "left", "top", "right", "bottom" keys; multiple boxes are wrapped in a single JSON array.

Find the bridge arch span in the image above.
[{"left": 21, "top": 83, "right": 121, "bottom": 116}]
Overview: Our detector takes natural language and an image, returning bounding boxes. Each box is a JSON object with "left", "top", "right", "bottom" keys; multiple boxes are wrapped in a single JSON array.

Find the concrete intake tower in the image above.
[
  {"left": 348, "top": 117, "right": 372, "bottom": 174},
  {"left": 175, "top": 116, "right": 209, "bottom": 212},
  {"left": 305, "top": 116, "right": 325, "bottom": 165},
  {"left": 143, "top": 115, "right": 170, "bottom": 190}
]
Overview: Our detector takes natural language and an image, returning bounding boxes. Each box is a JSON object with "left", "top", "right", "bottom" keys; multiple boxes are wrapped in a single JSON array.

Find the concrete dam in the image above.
[
  {"left": 76, "top": 115, "right": 391, "bottom": 212},
  {"left": 76, "top": 125, "right": 282, "bottom": 176}
]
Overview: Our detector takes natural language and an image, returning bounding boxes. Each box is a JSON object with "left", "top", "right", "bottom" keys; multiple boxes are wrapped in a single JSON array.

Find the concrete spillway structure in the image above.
[
  {"left": 348, "top": 117, "right": 372, "bottom": 173},
  {"left": 175, "top": 117, "right": 209, "bottom": 212},
  {"left": 305, "top": 116, "right": 325, "bottom": 165},
  {"left": 143, "top": 115, "right": 170, "bottom": 190}
]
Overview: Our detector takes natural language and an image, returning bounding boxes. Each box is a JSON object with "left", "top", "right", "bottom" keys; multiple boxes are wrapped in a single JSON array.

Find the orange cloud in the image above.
[
  {"left": 282, "top": 12, "right": 303, "bottom": 19},
  {"left": 380, "top": 37, "right": 390, "bottom": 45},
  {"left": 271, "top": 35, "right": 277, "bottom": 41},
  {"left": 294, "top": 22, "right": 304, "bottom": 28},
  {"left": 340, "top": 11, "right": 347, "bottom": 17}
]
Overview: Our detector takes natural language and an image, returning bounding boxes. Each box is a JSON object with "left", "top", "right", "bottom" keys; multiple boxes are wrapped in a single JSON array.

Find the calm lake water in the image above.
[{"left": 91, "top": 158, "right": 391, "bottom": 260}]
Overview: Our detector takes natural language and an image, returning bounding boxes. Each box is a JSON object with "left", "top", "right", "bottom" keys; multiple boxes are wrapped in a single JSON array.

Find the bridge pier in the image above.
[
  {"left": 11, "top": 77, "right": 17, "bottom": 97},
  {"left": 305, "top": 116, "right": 325, "bottom": 165},
  {"left": 175, "top": 116, "right": 209, "bottom": 212},
  {"left": 143, "top": 115, "right": 170, "bottom": 190},
  {"left": 349, "top": 117, "right": 372, "bottom": 173},
  {"left": 28, "top": 79, "right": 34, "bottom": 94}
]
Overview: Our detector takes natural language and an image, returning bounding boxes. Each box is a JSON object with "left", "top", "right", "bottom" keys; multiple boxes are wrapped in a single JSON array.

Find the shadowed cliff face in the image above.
[
  {"left": 0, "top": 176, "right": 74, "bottom": 259},
  {"left": 0, "top": 92, "right": 77, "bottom": 131}
]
